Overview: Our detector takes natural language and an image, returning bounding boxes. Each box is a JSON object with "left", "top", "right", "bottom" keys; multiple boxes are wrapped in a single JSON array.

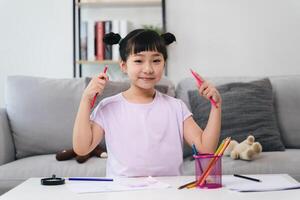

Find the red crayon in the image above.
[
  {"left": 90, "top": 66, "right": 108, "bottom": 108},
  {"left": 190, "top": 69, "right": 218, "bottom": 108}
]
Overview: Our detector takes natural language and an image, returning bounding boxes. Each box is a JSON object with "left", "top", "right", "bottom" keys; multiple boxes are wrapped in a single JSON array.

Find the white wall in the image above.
[
  {"left": 0, "top": 0, "right": 73, "bottom": 107},
  {"left": 166, "top": 0, "right": 300, "bottom": 84}
]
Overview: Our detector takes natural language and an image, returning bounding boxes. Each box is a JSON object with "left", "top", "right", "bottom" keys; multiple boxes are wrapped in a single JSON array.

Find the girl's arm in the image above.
[
  {"left": 183, "top": 80, "right": 222, "bottom": 154},
  {"left": 183, "top": 106, "right": 221, "bottom": 153},
  {"left": 73, "top": 74, "right": 108, "bottom": 156}
]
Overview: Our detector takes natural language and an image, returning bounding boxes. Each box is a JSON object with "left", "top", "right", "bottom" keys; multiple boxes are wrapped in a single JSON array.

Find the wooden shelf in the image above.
[
  {"left": 77, "top": 0, "right": 161, "bottom": 7},
  {"left": 76, "top": 60, "right": 119, "bottom": 65}
]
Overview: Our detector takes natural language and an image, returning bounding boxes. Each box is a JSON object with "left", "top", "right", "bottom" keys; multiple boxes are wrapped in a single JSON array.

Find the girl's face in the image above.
[{"left": 120, "top": 51, "right": 165, "bottom": 90}]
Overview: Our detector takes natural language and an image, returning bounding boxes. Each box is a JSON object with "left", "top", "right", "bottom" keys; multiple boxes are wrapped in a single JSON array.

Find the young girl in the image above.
[{"left": 73, "top": 29, "right": 222, "bottom": 177}]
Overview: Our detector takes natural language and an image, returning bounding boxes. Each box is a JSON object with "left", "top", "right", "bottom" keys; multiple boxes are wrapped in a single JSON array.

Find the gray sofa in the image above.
[{"left": 0, "top": 75, "right": 300, "bottom": 195}]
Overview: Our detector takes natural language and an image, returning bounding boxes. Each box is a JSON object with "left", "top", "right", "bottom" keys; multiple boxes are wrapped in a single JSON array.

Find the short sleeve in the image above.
[
  {"left": 90, "top": 102, "right": 105, "bottom": 129},
  {"left": 179, "top": 99, "right": 193, "bottom": 121}
]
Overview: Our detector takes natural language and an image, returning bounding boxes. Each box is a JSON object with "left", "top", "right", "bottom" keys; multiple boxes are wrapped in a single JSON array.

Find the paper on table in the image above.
[
  {"left": 66, "top": 176, "right": 171, "bottom": 194},
  {"left": 223, "top": 174, "right": 300, "bottom": 192}
]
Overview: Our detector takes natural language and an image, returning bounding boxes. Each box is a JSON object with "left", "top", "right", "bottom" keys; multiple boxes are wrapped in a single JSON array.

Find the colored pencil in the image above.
[
  {"left": 215, "top": 139, "right": 226, "bottom": 155},
  {"left": 178, "top": 180, "right": 197, "bottom": 190},
  {"left": 68, "top": 177, "right": 113, "bottom": 182},
  {"left": 233, "top": 174, "right": 261, "bottom": 182},
  {"left": 192, "top": 144, "right": 198, "bottom": 155},
  {"left": 90, "top": 65, "right": 108, "bottom": 108},
  {"left": 190, "top": 69, "right": 218, "bottom": 108},
  {"left": 192, "top": 144, "right": 205, "bottom": 185}
]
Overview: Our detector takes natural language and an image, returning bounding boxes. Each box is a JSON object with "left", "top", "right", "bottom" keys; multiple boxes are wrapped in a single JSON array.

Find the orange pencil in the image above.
[{"left": 178, "top": 180, "right": 197, "bottom": 190}]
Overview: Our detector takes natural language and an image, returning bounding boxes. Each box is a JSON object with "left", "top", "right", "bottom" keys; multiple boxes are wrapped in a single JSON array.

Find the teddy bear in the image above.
[
  {"left": 223, "top": 135, "right": 262, "bottom": 161},
  {"left": 56, "top": 145, "right": 107, "bottom": 163}
]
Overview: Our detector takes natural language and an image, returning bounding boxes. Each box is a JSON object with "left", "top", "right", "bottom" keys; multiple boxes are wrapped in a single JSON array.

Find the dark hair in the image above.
[{"left": 103, "top": 29, "right": 176, "bottom": 61}]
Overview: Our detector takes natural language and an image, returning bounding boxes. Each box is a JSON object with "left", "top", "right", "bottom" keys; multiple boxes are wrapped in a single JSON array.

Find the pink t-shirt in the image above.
[{"left": 90, "top": 91, "right": 192, "bottom": 177}]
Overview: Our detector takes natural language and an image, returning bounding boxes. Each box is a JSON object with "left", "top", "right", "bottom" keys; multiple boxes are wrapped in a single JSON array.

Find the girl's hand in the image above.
[
  {"left": 82, "top": 73, "right": 109, "bottom": 103},
  {"left": 197, "top": 79, "right": 222, "bottom": 107}
]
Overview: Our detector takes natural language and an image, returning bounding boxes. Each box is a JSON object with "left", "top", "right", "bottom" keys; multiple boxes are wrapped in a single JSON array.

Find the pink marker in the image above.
[
  {"left": 190, "top": 69, "right": 218, "bottom": 108},
  {"left": 90, "top": 65, "right": 108, "bottom": 108}
]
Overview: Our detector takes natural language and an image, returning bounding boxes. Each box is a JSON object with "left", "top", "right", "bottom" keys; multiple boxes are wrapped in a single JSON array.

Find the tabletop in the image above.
[{"left": 1, "top": 175, "right": 300, "bottom": 200}]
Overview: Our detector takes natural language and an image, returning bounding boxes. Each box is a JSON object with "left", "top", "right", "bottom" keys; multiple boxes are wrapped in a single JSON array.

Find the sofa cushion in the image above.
[
  {"left": 269, "top": 76, "right": 300, "bottom": 148},
  {"left": 188, "top": 78, "right": 285, "bottom": 152},
  {"left": 5, "top": 76, "right": 87, "bottom": 159}
]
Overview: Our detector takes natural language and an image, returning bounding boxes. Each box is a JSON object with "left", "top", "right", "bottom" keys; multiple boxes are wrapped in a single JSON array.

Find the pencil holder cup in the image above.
[{"left": 193, "top": 154, "right": 222, "bottom": 189}]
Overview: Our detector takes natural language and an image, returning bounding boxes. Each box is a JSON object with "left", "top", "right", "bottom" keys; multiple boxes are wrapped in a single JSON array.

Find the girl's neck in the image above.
[{"left": 122, "top": 85, "right": 156, "bottom": 104}]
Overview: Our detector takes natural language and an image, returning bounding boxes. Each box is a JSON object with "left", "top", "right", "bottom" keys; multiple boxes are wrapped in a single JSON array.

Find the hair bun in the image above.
[
  {"left": 103, "top": 32, "right": 122, "bottom": 45},
  {"left": 161, "top": 32, "right": 176, "bottom": 45}
]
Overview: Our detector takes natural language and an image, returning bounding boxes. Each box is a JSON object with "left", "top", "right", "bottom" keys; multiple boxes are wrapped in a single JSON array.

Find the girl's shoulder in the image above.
[
  {"left": 157, "top": 91, "right": 186, "bottom": 106},
  {"left": 157, "top": 91, "right": 191, "bottom": 118},
  {"left": 97, "top": 93, "right": 123, "bottom": 110}
]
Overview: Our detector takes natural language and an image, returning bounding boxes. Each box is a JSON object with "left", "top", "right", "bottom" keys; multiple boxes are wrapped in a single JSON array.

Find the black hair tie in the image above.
[
  {"left": 161, "top": 32, "right": 176, "bottom": 45},
  {"left": 103, "top": 32, "right": 122, "bottom": 45}
]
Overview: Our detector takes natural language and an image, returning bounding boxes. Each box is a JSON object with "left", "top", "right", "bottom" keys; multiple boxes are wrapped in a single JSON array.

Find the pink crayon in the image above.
[
  {"left": 90, "top": 65, "right": 108, "bottom": 108},
  {"left": 190, "top": 69, "right": 218, "bottom": 108}
]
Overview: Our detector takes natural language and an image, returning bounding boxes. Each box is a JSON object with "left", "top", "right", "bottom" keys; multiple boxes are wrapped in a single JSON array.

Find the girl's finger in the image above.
[
  {"left": 210, "top": 90, "right": 221, "bottom": 103},
  {"left": 203, "top": 85, "right": 213, "bottom": 96},
  {"left": 207, "top": 90, "right": 215, "bottom": 99},
  {"left": 199, "top": 82, "right": 208, "bottom": 94},
  {"left": 98, "top": 73, "right": 108, "bottom": 80},
  {"left": 97, "top": 78, "right": 106, "bottom": 85}
]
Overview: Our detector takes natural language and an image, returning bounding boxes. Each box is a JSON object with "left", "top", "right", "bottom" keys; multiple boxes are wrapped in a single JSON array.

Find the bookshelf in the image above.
[{"left": 73, "top": 0, "right": 166, "bottom": 78}]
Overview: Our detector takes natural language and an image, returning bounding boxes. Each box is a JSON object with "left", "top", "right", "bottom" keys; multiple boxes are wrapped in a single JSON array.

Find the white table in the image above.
[{"left": 1, "top": 175, "right": 299, "bottom": 200}]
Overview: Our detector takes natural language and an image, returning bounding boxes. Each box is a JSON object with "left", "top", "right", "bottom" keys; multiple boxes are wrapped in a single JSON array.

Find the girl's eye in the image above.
[
  {"left": 153, "top": 59, "right": 161, "bottom": 63},
  {"left": 134, "top": 60, "right": 142, "bottom": 63}
]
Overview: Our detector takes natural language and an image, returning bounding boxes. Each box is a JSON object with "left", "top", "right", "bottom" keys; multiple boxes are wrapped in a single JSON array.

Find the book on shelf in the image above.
[
  {"left": 95, "top": 21, "right": 104, "bottom": 60},
  {"left": 104, "top": 20, "right": 112, "bottom": 60},
  {"left": 111, "top": 20, "right": 128, "bottom": 61},
  {"left": 112, "top": 20, "right": 120, "bottom": 61},
  {"left": 87, "top": 21, "right": 95, "bottom": 61},
  {"left": 80, "top": 21, "right": 88, "bottom": 60},
  {"left": 119, "top": 20, "right": 129, "bottom": 38}
]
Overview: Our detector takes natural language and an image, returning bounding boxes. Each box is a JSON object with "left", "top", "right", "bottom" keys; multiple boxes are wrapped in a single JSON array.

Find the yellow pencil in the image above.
[{"left": 215, "top": 139, "right": 226, "bottom": 155}]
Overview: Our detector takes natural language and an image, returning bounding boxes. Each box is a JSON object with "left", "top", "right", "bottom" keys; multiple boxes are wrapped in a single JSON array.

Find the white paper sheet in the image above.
[
  {"left": 223, "top": 174, "right": 300, "bottom": 192},
  {"left": 66, "top": 176, "right": 171, "bottom": 194}
]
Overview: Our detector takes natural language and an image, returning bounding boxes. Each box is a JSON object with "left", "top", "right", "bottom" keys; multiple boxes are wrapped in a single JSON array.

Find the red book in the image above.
[{"left": 95, "top": 21, "right": 104, "bottom": 60}]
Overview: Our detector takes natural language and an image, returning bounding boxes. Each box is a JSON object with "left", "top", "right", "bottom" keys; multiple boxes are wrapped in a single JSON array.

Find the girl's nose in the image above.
[{"left": 143, "top": 63, "right": 154, "bottom": 74}]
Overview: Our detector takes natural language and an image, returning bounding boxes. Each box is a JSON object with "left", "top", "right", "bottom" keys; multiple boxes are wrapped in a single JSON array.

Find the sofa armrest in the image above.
[{"left": 0, "top": 108, "right": 15, "bottom": 165}]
